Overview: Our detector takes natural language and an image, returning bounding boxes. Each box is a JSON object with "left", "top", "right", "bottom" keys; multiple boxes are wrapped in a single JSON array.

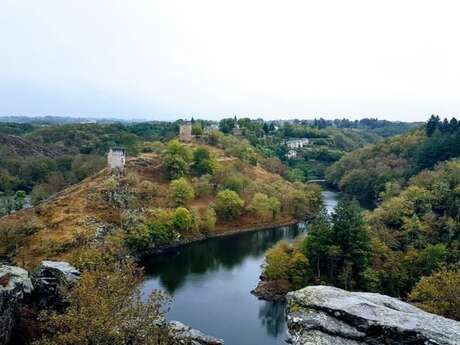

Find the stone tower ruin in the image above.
[
  {"left": 179, "top": 123, "right": 193, "bottom": 142},
  {"left": 107, "top": 148, "right": 126, "bottom": 172}
]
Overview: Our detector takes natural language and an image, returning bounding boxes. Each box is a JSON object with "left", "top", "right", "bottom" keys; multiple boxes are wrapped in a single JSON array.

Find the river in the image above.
[{"left": 140, "top": 189, "right": 339, "bottom": 345}]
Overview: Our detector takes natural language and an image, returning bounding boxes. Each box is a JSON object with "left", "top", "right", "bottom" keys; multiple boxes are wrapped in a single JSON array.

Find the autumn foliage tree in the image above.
[
  {"left": 409, "top": 268, "right": 460, "bottom": 320},
  {"left": 263, "top": 240, "right": 312, "bottom": 290},
  {"left": 35, "top": 261, "right": 171, "bottom": 345},
  {"left": 248, "top": 193, "right": 281, "bottom": 220}
]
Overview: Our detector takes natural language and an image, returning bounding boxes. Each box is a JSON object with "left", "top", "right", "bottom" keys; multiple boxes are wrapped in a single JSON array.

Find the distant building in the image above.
[
  {"left": 284, "top": 138, "right": 309, "bottom": 149},
  {"left": 286, "top": 150, "right": 297, "bottom": 159},
  {"left": 107, "top": 148, "right": 126, "bottom": 172},
  {"left": 179, "top": 123, "right": 193, "bottom": 142},
  {"left": 232, "top": 124, "right": 242, "bottom": 136}
]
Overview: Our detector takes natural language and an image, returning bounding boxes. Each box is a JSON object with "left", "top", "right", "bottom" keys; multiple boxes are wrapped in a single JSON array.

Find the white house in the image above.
[
  {"left": 286, "top": 150, "right": 297, "bottom": 159},
  {"left": 107, "top": 148, "right": 126, "bottom": 172},
  {"left": 284, "top": 138, "right": 309, "bottom": 149}
]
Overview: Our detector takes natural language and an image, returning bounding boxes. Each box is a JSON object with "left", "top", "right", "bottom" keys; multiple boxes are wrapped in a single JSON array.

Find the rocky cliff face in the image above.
[
  {"left": 286, "top": 285, "right": 460, "bottom": 345},
  {"left": 0, "top": 265, "right": 33, "bottom": 345},
  {"left": 31, "top": 260, "right": 81, "bottom": 310},
  {"left": 1, "top": 261, "right": 224, "bottom": 345},
  {"left": 0, "top": 261, "right": 80, "bottom": 345}
]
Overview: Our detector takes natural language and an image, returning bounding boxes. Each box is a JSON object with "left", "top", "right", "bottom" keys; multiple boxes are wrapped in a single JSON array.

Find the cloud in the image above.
[{"left": 1, "top": 0, "right": 459, "bottom": 121}]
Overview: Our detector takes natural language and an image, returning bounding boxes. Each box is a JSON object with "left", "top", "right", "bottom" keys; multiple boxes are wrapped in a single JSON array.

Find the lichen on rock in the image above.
[
  {"left": 31, "top": 260, "right": 80, "bottom": 310},
  {"left": 286, "top": 285, "right": 460, "bottom": 345},
  {"left": 169, "top": 320, "right": 224, "bottom": 345},
  {"left": 0, "top": 264, "right": 33, "bottom": 345}
]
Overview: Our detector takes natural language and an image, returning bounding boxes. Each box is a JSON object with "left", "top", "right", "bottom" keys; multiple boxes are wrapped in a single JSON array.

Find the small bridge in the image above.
[{"left": 307, "top": 179, "right": 326, "bottom": 183}]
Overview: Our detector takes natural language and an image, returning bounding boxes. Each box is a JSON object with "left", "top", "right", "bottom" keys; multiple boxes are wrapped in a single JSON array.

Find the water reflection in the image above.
[
  {"left": 141, "top": 225, "right": 303, "bottom": 345},
  {"left": 140, "top": 189, "right": 340, "bottom": 345},
  {"left": 142, "top": 225, "right": 304, "bottom": 294},
  {"left": 258, "top": 301, "right": 287, "bottom": 337},
  {"left": 323, "top": 189, "right": 340, "bottom": 214}
]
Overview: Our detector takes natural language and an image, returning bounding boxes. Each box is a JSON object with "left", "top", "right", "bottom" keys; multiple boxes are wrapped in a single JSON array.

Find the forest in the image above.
[
  {"left": 326, "top": 115, "right": 460, "bottom": 205},
  {"left": 262, "top": 116, "right": 460, "bottom": 320},
  {"left": 1, "top": 115, "right": 459, "bottom": 345},
  {"left": 0, "top": 118, "right": 414, "bottom": 216},
  {"left": 218, "top": 116, "right": 419, "bottom": 180}
]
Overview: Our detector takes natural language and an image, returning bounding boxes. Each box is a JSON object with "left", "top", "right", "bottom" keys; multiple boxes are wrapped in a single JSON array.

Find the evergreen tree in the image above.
[
  {"left": 426, "top": 114, "right": 440, "bottom": 137},
  {"left": 440, "top": 118, "right": 450, "bottom": 133},
  {"left": 330, "top": 199, "right": 372, "bottom": 289},
  {"left": 302, "top": 209, "right": 332, "bottom": 280},
  {"left": 263, "top": 122, "right": 270, "bottom": 134}
]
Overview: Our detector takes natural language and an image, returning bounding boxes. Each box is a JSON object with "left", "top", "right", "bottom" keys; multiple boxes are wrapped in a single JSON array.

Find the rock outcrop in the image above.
[
  {"left": 286, "top": 285, "right": 460, "bottom": 345},
  {"left": 169, "top": 321, "right": 224, "bottom": 345},
  {"left": 0, "top": 265, "right": 33, "bottom": 345},
  {"left": 31, "top": 260, "right": 80, "bottom": 310}
]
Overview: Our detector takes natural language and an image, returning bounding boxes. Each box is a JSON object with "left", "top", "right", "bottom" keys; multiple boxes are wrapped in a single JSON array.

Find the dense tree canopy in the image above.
[{"left": 327, "top": 116, "right": 460, "bottom": 204}]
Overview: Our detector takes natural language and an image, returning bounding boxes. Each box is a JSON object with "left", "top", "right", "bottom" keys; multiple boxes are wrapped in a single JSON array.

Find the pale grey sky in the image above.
[{"left": 1, "top": 0, "right": 459, "bottom": 121}]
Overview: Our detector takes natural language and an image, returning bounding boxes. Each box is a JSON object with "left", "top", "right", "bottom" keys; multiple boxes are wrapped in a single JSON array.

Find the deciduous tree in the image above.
[
  {"left": 168, "top": 178, "right": 194, "bottom": 206},
  {"left": 213, "top": 189, "right": 244, "bottom": 220}
]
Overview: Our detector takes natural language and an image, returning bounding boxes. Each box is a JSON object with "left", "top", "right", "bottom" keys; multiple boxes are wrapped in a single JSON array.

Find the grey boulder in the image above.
[
  {"left": 287, "top": 285, "right": 460, "bottom": 345},
  {"left": 31, "top": 260, "right": 80, "bottom": 309},
  {"left": 0, "top": 265, "right": 33, "bottom": 345},
  {"left": 169, "top": 320, "right": 224, "bottom": 345}
]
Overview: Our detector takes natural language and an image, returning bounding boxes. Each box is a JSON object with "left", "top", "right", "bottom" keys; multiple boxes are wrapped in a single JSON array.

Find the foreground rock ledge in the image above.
[
  {"left": 169, "top": 321, "right": 224, "bottom": 345},
  {"left": 1, "top": 262, "right": 224, "bottom": 345},
  {"left": 286, "top": 285, "right": 460, "bottom": 345}
]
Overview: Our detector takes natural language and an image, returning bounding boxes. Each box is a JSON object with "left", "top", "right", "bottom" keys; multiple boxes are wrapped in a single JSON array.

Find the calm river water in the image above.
[{"left": 141, "top": 190, "right": 339, "bottom": 345}]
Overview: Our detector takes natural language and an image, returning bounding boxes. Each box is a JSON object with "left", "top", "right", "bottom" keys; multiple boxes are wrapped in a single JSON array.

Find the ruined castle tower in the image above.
[
  {"left": 107, "top": 148, "right": 126, "bottom": 172},
  {"left": 179, "top": 123, "right": 193, "bottom": 142}
]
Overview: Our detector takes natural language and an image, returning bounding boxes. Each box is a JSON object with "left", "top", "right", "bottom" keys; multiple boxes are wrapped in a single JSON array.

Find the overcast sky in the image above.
[{"left": 1, "top": 1, "right": 459, "bottom": 121}]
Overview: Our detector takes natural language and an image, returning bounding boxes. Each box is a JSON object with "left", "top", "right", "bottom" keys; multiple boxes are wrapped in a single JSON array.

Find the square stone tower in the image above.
[
  {"left": 107, "top": 148, "right": 126, "bottom": 172},
  {"left": 179, "top": 123, "right": 193, "bottom": 142}
]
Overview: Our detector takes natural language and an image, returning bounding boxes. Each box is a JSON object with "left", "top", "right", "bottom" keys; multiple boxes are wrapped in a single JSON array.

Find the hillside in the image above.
[
  {"left": 364, "top": 158, "right": 460, "bottom": 314},
  {"left": 326, "top": 116, "right": 460, "bottom": 204},
  {"left": 0, "top": 141, "right": 322, "bottom": 269},
  {"left": 0, "top": 138, "right": 104, "bottom": 212},
  {"left": 325, "top": 129, "right": 424, "bottom": 203},
  {"left": 0, "top": 133, "right": 73, "bottom": 157},
  {"left": 0, "top": 118, "right": 414, "bottom": 204}
]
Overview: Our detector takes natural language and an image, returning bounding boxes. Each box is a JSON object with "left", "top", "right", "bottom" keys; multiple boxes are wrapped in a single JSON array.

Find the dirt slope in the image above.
[{"left": 0, "top": 145, "right": 317, "bottom": 269}]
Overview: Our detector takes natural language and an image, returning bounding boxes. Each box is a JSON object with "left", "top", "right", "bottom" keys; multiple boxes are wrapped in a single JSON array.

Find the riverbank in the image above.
[
  {"left": 251, "top": 277, "right": 291, "bottom": 301},
  {"left": 140, "top": 221, "right": 309, "bottom": 345},
  {"left": 135, "top": 217, "right": 300, "bottom": 259},
  {"left": 251, "top": 188, "right": 340, "bottom": 302},
  {"left": 139, "top": 189, "right": 340, "bottom": 345}
]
